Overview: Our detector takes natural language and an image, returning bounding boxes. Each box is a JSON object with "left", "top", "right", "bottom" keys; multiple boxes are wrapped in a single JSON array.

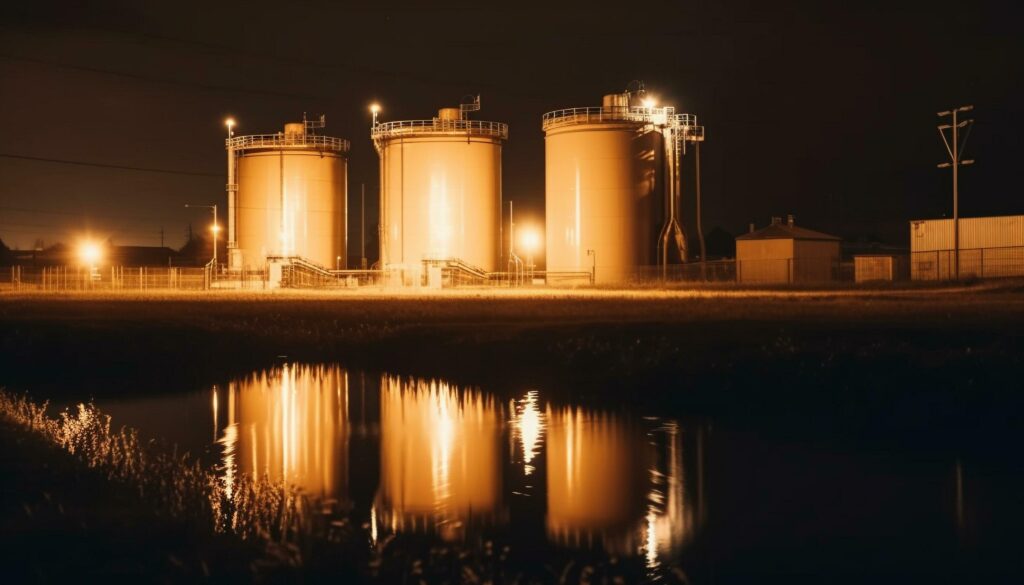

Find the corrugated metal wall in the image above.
[{"left": 910, "top": 215, "right": 1024, "bottom": 252}]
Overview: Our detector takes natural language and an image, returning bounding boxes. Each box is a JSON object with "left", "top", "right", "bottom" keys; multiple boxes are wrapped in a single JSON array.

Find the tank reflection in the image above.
[
  {"left": 642, "top": 421, "right": 704, "bottom": 573},
  {"left": 546, "top": 407, "right": 705, "bottom": 560},
  {"left": 546, "top": 406, "right": 646, "bottom": 554},
  {"left": 374, "top": 376, "right": 504, "bottom": 541},
  {"left": 216, "top": 364, "right": 349, "bottom": 505}
]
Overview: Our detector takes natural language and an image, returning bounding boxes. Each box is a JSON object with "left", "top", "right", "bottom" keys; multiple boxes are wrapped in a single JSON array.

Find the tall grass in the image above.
[{"left": 0, "top": 389, "right": 308, "bottom": 561}]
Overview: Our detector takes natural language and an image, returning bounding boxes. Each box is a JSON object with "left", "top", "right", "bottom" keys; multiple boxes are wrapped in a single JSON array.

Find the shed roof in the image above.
[{"left": 736, "top": 223, "right": 840, "bottom": 242}]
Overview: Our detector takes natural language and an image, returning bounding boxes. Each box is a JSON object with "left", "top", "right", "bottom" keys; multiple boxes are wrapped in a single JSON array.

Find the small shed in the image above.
[
  {"left": 736, "top": 216, "right": 841, "bottom": 284},
  {"left": 854, "top": 255, "right": 901, "bottom": 282}
]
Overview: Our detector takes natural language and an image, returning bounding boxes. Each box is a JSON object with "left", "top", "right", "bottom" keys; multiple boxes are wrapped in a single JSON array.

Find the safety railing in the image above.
[
  {"left": 226, "top": 133, "right": 349, "bottom": 153},
  {"left": 371, "top": 119, "right": 508, "bottom": 141},
  {"left": 0, "top": 265, "right": 210, "bottom": 291},
  {"left": 911, "top": 246, "right": 1024, "bottom": 280}
]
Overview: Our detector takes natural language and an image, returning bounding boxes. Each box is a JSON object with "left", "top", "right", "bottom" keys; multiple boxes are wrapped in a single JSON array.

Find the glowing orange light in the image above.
[
  {"left": 77, "top": 240, "right": 102, "bottom": 265},
  {"left": 520, "top": 227, "right": 542, "bottom": 254}
]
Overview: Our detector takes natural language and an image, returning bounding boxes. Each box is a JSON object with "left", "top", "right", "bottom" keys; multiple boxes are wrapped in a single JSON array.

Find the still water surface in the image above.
[{"left": 82, "top": 363, "right": 1019, "bottom": 582}]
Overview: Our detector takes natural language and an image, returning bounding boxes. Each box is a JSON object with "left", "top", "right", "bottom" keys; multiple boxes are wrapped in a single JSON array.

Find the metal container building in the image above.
[
  {"left": 910, "top": 215, "right": 1024, "bottom": 279},
  {"left": 371, "top": 98, "right": 507, "bottom": 283},
  {"left": 735, "top": 216, "right": 840, "bottom": 284},
  {"left": 542, "top": 88, "right": 704, "bottom": 284},
  {"left": 226, "top": 116, "right": 349, "bottom": 270}
]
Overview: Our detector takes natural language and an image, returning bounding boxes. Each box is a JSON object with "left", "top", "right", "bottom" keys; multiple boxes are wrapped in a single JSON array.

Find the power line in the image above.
[
  {"left": 0, "top": 53, "right": 318, "bottom": 101},
  {"left": 0, "top": 153, "right": 220, "bottom": 177},
  {"left": 0, "top": 205, "right": 175, "bottom": 222}
]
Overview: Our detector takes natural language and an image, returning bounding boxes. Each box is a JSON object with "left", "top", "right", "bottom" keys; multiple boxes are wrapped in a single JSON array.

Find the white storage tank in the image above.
[
  {"left": 543, "top": 93, "right": 665, "bottom": 284},
  {"left": 227, "top": 117, "right": 349, "bottom": 270},
  {"left": 371, "top": 99, "right": 507, "bottom": 281}
]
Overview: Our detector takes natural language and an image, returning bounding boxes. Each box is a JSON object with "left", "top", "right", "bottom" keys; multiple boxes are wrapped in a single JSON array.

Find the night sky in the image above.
[{"left": 1, "top": 1, "right": 1020, "bottom": 258}]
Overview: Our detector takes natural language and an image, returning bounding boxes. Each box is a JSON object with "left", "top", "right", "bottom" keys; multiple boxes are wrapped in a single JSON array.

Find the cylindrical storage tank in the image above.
[
  {"left": 372, "top": 105, "right": 507, "bottom": 281},
  {"left": 229, "top": 121, "right": 349, "bottom": 269},
  {"left": 543, "top": 101, "right": 663, "bottom": 284}
]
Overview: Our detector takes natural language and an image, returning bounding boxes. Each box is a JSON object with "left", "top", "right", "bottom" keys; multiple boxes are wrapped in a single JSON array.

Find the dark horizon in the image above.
[{"left": 1, "top": 1, "right": 1020, "bottom": 255}]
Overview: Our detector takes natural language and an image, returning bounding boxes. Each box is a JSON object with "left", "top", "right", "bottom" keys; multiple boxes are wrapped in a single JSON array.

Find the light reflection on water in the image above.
[{"left": 207, "top": 363, "right": 704, "bottom": 571}]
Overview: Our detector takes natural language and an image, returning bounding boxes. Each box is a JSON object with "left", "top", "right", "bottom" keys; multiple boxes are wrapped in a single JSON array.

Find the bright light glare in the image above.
[
  {"left": 369, "top": 103, "right": 381, "bottom": 114},
  {"left": 225, "top": 117, "right": 235, "bottom": 128},
  {"left": 211, "top": 224, "right": 222, "bottom": 234},
  {"left": 520, "top": 228, "right": 541, "bottom": 254},
  {"left": 642, "top": 97, "right": 657, "bottom": 109},
  {"left": 78, "top": 241, "right": 102, "bottom": 265}
]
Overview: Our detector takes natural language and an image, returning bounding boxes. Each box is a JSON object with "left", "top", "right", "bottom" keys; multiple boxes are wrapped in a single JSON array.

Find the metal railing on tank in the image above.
[
  {"left": 225, "top": 134, "right": 350, "bottom": 153},
  {"left": 541, "top": 106, "right": 706, "bottom": 135},
  {"left": 371, "top": 119, "right": 509, "bottom": 141}
]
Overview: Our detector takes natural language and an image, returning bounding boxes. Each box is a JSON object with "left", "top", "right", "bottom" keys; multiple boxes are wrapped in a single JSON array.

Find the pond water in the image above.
[{"left": 31, "top": 363, "right": 1024, "bottom": 581}]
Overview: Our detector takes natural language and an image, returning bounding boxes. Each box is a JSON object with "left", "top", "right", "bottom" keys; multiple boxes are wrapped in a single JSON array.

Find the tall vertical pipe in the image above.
[{"left": 226, "top": 143, "right": 238, "bottom": 269}]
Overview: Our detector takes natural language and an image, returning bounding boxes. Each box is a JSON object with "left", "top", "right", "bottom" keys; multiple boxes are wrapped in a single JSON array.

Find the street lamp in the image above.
[
  {"left": 370, "top": 103, "right": 381, "bottom": 127},
  {"left": 77, "top": 239, "right": 103, "bottom": 286},
  {"left": 77, "top": 240, "right": 102, "bottom": 265},
  {"left": 185, "top": 203, "right": 218, "bottom": 267},
  {"left": 520, "top": 227, "right": 541, "bottom": 282},
  {"left": 225, "top": 117, "right": 235, "bottom": 138}
]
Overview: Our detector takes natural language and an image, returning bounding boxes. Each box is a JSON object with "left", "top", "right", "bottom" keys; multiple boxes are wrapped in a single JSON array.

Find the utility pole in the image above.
[{"left": 937, "top": 105, "right": 974, "bottom": 280}]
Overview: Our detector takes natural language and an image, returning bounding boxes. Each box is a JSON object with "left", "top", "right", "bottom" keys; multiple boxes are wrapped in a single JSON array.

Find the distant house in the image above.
[{"left": 736, "top": 216, "right": 841, "bottom": 284}]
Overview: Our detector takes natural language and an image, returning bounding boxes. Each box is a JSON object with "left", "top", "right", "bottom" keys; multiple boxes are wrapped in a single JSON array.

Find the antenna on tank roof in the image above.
[{"left": 460, "top": 95, "right": 481, "bottom": 119}]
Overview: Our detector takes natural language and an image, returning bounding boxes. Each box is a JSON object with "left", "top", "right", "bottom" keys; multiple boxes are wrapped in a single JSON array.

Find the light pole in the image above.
[
  {"left": 520, "top": 227, "right": 540, "bottom": 283},
  {"left": 361, "top": 183, "right": 367, "bottom": 269},
  {"left": 370, "top": 103, "right": 381, "bottom": 128},
  {"left": 225, "top": 118, "right": 237, "bottom": 269},
  {"left": 937, "top": 105, "right": 975, "bottom": 280},
  {"left": 185, "top": 203, "right": 218, "bottom": 267}
]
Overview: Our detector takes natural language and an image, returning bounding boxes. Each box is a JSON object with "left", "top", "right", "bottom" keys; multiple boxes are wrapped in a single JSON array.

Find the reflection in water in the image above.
[
  {"left": 643, "top": 421, "right": 702, "bottom": 574},
  {"left": 511, "top": 390, "right": 545, "bottom": 479},
  {"left": 545, "top": 408, "right": 705, "bottom": 566},
  {"left": 206, "top": 364, "right": 704, "bottom": 570},
  {"left": 546, "top": 407, "right": 646, "bottom": 554},
  {"left": 217, "top": 364, "right": 349, "bottom": 505},
  {"left": 375, "top": 376, "right": 504, "bottom": 541}
]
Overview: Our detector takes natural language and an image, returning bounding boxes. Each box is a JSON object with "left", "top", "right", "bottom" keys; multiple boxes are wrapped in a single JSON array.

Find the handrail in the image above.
[
  {"left": 542, "top": 106, "right": 706, "bottom": 133},
  {"left": 226, "top": 134, "right": 350, "bottom": 153},
  {"left": 372, "top": 119, "right": 508, "bottom": 141}
]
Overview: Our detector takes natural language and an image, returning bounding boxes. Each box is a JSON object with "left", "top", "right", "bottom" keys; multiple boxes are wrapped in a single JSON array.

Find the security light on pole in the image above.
[{"left": 185, "top": 203, "right": 219, "bottom": 267}]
